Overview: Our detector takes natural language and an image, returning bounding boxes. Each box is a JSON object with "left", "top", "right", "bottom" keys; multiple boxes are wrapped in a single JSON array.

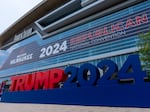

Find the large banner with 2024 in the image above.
[{"left": 0, "top": 1, "right": 150, "bottom": 71}]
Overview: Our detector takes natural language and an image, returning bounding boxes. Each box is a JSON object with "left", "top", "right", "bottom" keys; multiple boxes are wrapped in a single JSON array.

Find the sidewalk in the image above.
[{"left": 0, "top": 103, "right": 150, "bottom": 112}]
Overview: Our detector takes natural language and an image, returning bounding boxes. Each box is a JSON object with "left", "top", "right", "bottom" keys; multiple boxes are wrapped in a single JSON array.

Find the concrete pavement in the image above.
[{"left": 0, "top": 103, "right": 150, "bottom": 112}]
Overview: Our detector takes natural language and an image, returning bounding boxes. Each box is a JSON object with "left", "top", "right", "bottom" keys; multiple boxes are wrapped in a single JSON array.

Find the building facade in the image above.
[{"left": 0, "top": 0, "right": 148, "bottom": 91}]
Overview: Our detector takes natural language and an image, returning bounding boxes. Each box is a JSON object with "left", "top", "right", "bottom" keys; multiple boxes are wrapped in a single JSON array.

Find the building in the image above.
[{"left": 0, "top": 0, "right": 149, "bottom": 104}]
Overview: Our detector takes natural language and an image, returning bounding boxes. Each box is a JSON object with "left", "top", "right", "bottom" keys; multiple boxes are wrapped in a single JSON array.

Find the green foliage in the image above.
[{"left": 138, "top": 31, "right": 150, "bottom": 75}]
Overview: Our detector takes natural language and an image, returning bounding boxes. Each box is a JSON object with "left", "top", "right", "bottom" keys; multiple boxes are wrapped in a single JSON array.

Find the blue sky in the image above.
[{"left": 0, "top": 0, "right": 42, "bottom": 34}]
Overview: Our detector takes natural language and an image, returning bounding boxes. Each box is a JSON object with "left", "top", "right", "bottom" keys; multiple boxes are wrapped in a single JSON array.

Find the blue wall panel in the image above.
[{"left": 2, "top": 84, "right": 150, "bottom": 108}]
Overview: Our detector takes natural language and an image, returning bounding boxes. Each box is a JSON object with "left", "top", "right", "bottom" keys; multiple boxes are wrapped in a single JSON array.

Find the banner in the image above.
[{"left": 0, "top": 1, "right": 150, "bottom": 72}]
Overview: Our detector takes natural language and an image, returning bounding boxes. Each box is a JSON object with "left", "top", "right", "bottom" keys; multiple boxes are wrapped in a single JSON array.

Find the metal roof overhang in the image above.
[
  {"left": 39, "top": 0, "right": 145, "bottom": 38},
  {"left": 36, "top": 0, "right": 82, "bottom": 28},
  {"left": 35, "top": 0, "right": 143, "bottom": 38},
  {"left": 36, "top": 0, "right": 125, "bottom": 33}
]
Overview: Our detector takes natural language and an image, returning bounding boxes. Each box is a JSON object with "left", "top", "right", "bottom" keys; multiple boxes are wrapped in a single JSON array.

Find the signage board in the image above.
[{"left": 14, "top": 28, "right": 33, "bottom": 42}]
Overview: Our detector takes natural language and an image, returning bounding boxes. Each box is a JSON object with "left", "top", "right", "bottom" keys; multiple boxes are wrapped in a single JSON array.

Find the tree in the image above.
[{"left": 138, "top": 31, "right": 150, "bottom": 75}]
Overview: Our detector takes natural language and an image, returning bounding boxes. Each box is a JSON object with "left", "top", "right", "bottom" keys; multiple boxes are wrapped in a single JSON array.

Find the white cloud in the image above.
[{"left": 0, "top": 0, "right": 42, "bottom": 34}]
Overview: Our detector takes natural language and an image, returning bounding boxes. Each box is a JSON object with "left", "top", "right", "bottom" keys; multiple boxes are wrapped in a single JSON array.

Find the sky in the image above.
[{"left": 0, "top": 0, "right": 42, "bottom": 34}]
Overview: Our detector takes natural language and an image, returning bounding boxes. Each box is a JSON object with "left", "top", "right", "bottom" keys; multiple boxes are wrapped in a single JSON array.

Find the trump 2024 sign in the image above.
[{"left": 1, "top": 54, "right": 150, "bottom": 108}]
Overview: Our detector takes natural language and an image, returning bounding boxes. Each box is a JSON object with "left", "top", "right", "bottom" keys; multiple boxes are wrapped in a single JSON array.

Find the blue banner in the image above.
[{"left": 0, "top": 1, "right": 150, "bottom": 74}]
